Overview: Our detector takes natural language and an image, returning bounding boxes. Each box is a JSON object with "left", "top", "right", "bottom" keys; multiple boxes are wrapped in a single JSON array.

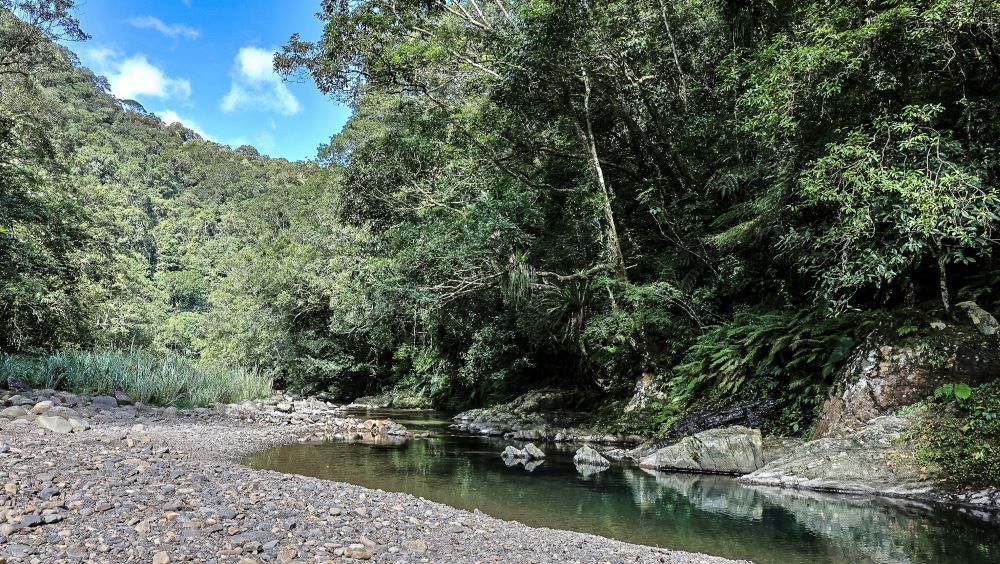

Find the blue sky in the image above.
[{"left": 66, "top": 0, "right": 350, "bottom": 161}]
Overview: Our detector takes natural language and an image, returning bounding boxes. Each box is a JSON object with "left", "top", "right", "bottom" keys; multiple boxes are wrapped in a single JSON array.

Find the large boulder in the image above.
[
  {"left": 114, "top": 391, "right": 134, "bottom": 406},
  {"left": 814, "top": 318, "right": 1000, "bottom": 438},
  {"left": 35, "top": 415, "right": 73, "bottom": 434},
  {"left": 955, "top": 301, "right": 1000, "bottom": 336},
  {"left": 639, "top": 426, "right": 763, "bottom": 475},
  {"left": 740, "top": 416, "right": 930, "bottom": 496},
  {"left": 573, "top": 445, "right": 611, "bottom": 467},
  {"left": 522, "top": 443, "right": 546, "bottom": 460},
  {"left": 91, "top": 396, "right": 118, "bottom": 410},
  {"left": 1, "top": 406, "right": 29, "bottom": 419},
  {"left": 500, "top": 446, "right": 525, "bottom": 460}
]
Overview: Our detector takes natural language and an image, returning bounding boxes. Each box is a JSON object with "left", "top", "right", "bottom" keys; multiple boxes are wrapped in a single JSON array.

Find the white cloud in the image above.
[
  {"left": 84, "top": 49, "right": 191, "bottom": 101},
  {"left": 220, "top": 46, "right": 300, "bottom": 115},
  {"left": 128, "top": 16, "right": 199, "bottom": 39},
  {"left": 158, "top": 110, "right": 215, "bottom": 141}
]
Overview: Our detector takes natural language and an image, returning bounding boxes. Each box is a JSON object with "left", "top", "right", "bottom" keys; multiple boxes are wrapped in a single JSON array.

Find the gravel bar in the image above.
[{"left": 0, "top": 391, "right": 748, "bottom": 563}]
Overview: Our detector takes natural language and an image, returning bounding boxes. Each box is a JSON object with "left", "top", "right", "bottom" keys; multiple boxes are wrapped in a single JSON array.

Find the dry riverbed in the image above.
[{"left": 0, "top": 391, "right": 745, "bottom": 563}]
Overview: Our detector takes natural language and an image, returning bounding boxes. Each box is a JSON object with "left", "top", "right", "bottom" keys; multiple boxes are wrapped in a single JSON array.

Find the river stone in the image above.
[
  {"left": 30, "top": 401, "right": 53, "bottom": 414},
  {"left": 0, "top": 406, "right": 28, "bottom": 419},
  {"left": 740, "top": 416, "right": 931, "bottom": 496},
  {"left": 91, "top": 396, "right": 118, "bottom": 410},
  {"left": 573, "top": 445, "right": 610, "bottom": 467},
  {"left": 35, "top": 415, "right": 73, "bottom": 434},
  {"left": 639, "top": 426, "right": 763, "bottom": 475},
  {"left": 275, "top": 402, "right": 294, "bottom": 413},
  {"left": 66, "top": 416, "right": 90, "bottom": 432},
  {"left": 522, "top": 443, "right": 545, "bottom": 460},
  {"left": 402, "top": 538, "right": 429, "bottom": 554},
  {"left": 114, "top": 391, "right": 134, "bottom": 405},
  {"left": 500, "top": 446, "right": 525, "bottom": 460},
  {"left": 46, "top": 406, "right": 80, "bottom": 419}
]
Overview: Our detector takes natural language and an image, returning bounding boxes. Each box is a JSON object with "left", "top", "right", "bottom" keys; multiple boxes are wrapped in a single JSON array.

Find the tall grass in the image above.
[{"left": 0, "top": 350, "right": 272, "bottom": 406}]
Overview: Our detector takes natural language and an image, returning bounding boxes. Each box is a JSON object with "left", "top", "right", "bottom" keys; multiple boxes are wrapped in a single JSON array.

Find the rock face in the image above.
[
  {"left": 740, "top": 416, "right": 930, "bottom": 496},
  {"left": 664, "top": 399, "right": 778, "bottom": 440},
  {"left": 814, "top": 319, "right": 1000, "bottom": 438},
  {"left": 639, "top": 426, "right": 763, "bottom": 475},
  {"left": 623, "top": 373, "right": 669, "bottom": 413},
  {"left": 573, "top": 445, "right": 610, "bottom": 467}
]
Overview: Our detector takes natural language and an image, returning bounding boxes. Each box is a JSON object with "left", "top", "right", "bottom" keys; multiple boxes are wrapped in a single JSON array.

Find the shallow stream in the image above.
[{"left": 245, "top": 408, "right": 1000, "bottom": 563}]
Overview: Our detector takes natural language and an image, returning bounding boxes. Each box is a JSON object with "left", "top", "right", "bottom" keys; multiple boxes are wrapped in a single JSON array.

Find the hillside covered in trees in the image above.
[{"left": 4, "top": 0, "right": 1000, "bottom": 442}]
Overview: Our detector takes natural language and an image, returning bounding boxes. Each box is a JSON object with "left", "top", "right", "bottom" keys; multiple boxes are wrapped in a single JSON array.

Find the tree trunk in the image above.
[
  {"left": 579, "top": 69, "right": 628, "bottom": 281},
  {"left": 938, "top": 254, "right": 950, "bottom": 312}
]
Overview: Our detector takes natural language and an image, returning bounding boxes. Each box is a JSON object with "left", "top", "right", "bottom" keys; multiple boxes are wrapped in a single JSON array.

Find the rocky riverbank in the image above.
[{"left": 0, "top": 389, "right": 744, "bottom": 563}]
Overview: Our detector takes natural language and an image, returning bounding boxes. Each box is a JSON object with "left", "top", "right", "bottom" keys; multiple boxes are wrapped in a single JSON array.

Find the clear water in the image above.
[{"left": 245, "top": 408, "right": 1000, "bottom": 564}]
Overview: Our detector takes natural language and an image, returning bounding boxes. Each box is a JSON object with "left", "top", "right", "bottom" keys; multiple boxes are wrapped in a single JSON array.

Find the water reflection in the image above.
[{"left": 246, "top": 409, "right": 1000, "bottom": 564}]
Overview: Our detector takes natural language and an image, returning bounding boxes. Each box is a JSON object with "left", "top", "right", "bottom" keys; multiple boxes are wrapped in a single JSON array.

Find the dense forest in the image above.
[{"left": 4, "top": 1, "right": 1000, "bottom": 434}]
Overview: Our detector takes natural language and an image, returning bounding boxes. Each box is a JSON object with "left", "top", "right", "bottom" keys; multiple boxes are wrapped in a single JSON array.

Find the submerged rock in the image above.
[
  {"left": 739, "top": 416, "right": 930, "bottom": 496},
  {"left": 575, "top": 462, "right": 608, "bottom": 477},
  {"left": 523, "top": 460, "right": 544, "bottom": 472},
  {"left": 639, "top": 426, "right": 763, "bottom": 475},
  {"left": 573, "top": 445, "right": 610, "bottom": 468}
]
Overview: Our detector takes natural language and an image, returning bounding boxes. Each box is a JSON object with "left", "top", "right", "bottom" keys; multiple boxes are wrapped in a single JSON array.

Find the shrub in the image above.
[
  {"left": 0, "top": 350, "right": 272, "bottom": 407},
  {"left": 915, "top": 380, "right": 1000, "bottom": 488}
]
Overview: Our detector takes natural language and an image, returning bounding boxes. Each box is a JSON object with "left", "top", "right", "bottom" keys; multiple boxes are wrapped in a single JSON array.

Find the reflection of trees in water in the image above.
[{"left": 622, "top": 468, "right": 1000, "bottom": 564}]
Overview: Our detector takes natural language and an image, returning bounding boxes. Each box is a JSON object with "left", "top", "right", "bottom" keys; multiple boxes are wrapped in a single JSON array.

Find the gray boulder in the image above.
[
  {"left": 500, "top": 446, "right": 525, "bottom": 460},
  {"left": 35, "top": 415, "right": 73, "bottom": 434},
  {"left": 955, "top": 301, "right": 1000, "bottom": 336},
  {"left": 639, "top": 426, "right": 763, "bottom": 475},
  {"left": 91, "top": 396, "right": 118, "bottom": 410},
  {"left": 739, "top": 416, "right": 930, "bottom": 496},
  {"left": 573, "top": 445, "right": 610, "bottom": 467},
  {"left": 114, "top": 391, "right": 134, "bottom": 405},
  {"left": 275, "top": 401, "right": 294, "bottom": 413},
  {"left": 1, "top": 406, "right": 29, "bottom": 419},
  {"left": 31, "top": 401, "right": 53, "bottom": 414},
  {"left": 522, "top": 443, "right": 545, "bottom": 460},
  {"left": 66, "top": 417, "right": 91, "bottom": 432}
]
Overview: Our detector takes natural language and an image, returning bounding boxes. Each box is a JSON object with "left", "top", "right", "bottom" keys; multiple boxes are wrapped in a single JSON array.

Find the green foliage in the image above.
[
  {"left": 8, "top": 0, "right": 1000, "bottom": 431},
  {"left": 917, "top": 381, "right": 1000, "bottom": 488},
  {"left": 934, "top": 383, "right": 973, "bottom": 402},
  {"left": 0, "top": 350, "right": 271, "bottom": 406}
]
